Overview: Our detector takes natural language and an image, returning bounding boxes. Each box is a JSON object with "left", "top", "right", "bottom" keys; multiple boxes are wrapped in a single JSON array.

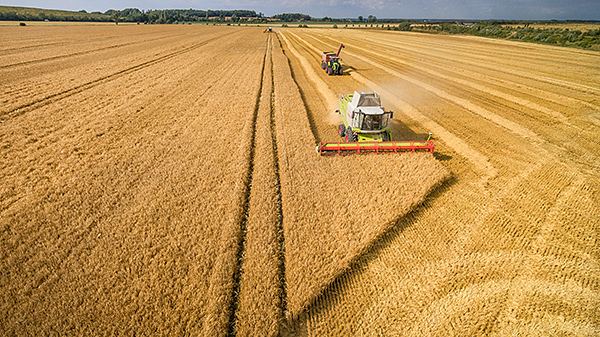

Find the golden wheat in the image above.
[{"left": 0, "top": 26, "right": 267, "bottom": 335}]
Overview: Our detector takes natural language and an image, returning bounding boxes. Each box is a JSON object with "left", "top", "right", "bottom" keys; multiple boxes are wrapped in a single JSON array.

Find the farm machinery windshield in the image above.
[{"left": 317, "top": 91, "right": 435, "bottom": 155}]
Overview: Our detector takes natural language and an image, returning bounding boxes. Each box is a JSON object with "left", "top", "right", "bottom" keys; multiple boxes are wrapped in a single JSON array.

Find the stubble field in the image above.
[{"left": 1, "top": 24, "right": 598, "bottom": 335}]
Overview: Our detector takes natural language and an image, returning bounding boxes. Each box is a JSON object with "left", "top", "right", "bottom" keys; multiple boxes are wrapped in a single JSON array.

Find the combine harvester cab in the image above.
[
  {"left": 320, "top": 43, "right": 345, "bottom": 75},
  {"left": 317, "top": 91, "right": 435, "bottom": 155}
]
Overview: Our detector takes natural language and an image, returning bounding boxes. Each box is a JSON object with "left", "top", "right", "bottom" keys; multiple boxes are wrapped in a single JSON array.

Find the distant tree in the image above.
[
  {"left": 397, "top": 22, "right": 412, "bottom": 31},
  {"left": 273, "top": 13, "right": 312, "bottom": 22},
  {"left": 111, "top": 12, "right": 120, "bottom": 24},
  {"left": 358, "top": 15, "right": 363, "bottom": 22}
]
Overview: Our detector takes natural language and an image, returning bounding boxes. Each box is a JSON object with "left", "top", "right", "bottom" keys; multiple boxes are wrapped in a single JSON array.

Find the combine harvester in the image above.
[
  {"left": 321, "top": 43, "right": 345, "bottom": 75},
  {"left": 317, "top": 91, "right": 434, "bottom": 155}
]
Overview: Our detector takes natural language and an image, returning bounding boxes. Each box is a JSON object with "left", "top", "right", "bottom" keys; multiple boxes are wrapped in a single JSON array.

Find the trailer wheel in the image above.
[{"left": 338, "top": 124, "right": 346, "bottom": 137}]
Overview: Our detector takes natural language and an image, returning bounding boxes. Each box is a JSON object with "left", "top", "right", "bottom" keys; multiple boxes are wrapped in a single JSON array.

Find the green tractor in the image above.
[{"left": 320, "top": 43, "right": 345, "bottom": 75}]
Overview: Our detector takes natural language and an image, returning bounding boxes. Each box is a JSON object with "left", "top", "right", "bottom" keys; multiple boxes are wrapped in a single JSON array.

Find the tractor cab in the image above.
[
  {"left": 359, "top": 110, "right": 391, "bottom": 131},
  {"left": 328, "top": 56, "right": 340, "bottom": 64}
]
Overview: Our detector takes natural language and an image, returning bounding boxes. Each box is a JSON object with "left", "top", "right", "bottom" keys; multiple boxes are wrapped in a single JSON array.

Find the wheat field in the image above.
[{"left": 1, "top": 24, "right": 598, "bottom": 335}]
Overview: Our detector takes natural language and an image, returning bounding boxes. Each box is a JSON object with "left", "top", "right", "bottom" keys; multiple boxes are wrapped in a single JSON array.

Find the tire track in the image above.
[
  {"left": 233, "top": 34, "right": 287, "bottom": 336},
  {"left": 227, "top": 33, "right": 272, "bottom": 337},
  {"left": 0, "top": 31, "right": 236, "bottom": 123},
  {"left": 277, "top": 33, "right": 328, "bottom": 142},
  {"left": 0, "top": 41, "right": 62, "bottom": 54},
  {"left": 1, "top": 36, "right": 168, "bottom": 69},
  {"left": 271, "top": 34, "right": 288, "bottom": 324}
]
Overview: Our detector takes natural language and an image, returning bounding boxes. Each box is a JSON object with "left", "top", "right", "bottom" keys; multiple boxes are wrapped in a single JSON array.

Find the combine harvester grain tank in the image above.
[{"left": 317, "top": 91, "right": 434, "bottom": 155}]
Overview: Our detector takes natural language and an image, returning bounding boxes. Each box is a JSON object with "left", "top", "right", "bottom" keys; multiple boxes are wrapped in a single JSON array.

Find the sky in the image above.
[{"left": 3, "top": 0, "right": 600, "bottom": 20}]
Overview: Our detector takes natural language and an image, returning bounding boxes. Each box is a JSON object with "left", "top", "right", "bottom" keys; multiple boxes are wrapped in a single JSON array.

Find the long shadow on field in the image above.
[
  {"left": 391, "top": 121, "right": 453, "bottom": 161},
  {"left": 391, "top": 119, "right": 420, "bottom": 139},
  {"left": 391, "top": 119, "right": 435, "bottom": 142},
  {"left": 283, "top": 173, "right": 457, "bottom": 336}
]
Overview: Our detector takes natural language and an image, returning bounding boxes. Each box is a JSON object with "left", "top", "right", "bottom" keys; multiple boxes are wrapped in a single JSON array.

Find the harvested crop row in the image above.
[
  {"left": 0, "top": 26, "right": 267, "bottom": 335},
  {"left": 234, "top": 34, "right": 285, "bottom": 337},
  {"left": 274, "top": 33, "right": 450, "bottom": 319}
]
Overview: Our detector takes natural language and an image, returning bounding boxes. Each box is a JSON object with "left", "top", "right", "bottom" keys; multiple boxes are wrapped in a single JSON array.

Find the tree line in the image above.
[
  {"left": 415, "top": 21, "right": 600, "bottom": 50},
  {"left": 0, "top": 7, "right": 110, "bottom": 22},
  {"left": 106, "top": 9, "right": 262, "bottom": 24},
  {"left": 0, "top": 7, "right": 263, "bottom": 24}
]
